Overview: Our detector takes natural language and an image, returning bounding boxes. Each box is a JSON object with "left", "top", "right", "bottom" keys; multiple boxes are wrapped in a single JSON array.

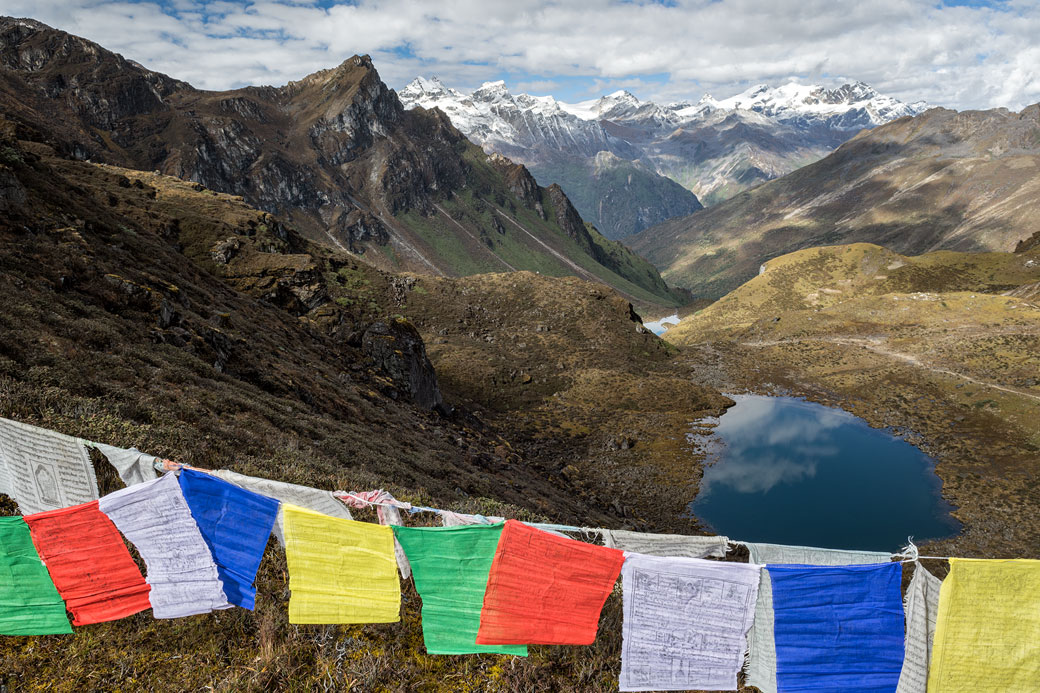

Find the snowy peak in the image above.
[
  {"left": 561, "top": 90, "right": 652, "bottom": 121},
  {"left": 600, "top": 89, "right": 641, "bottom": 110},
  {"left": 399, "top": 76, "right": 464, "bottom": 106},
  {"left": 396, "top": 75, "right": 614, "bottom": 159},
  {"left": 709, "top": 81, "right": 928, "bottom": 128},
  {"left": 471, "top": 79, "right": 512, "bottom": 102},
  {"left": 399, "top": 77, "right": 924, "bottom": 133}
]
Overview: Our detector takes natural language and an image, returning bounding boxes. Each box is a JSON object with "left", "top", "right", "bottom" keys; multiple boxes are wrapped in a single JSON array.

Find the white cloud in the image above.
[{"left": 7, "top": 0, "right": 1040, "bottom": 110}]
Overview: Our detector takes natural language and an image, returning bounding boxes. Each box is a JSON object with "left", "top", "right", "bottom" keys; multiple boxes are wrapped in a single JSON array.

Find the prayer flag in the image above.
[
  {"left": 476, "top": 519, "right": 624, "bottom": 646},
  {"left": 767, "top": 562, "right": 904, "bottom": 692},
  {"left": 337, "top": 490, "right": 412, "bottom": 580},
  {"left": 927, "top": 558, "right": 1040, "bottom": 692},
  {"left": 282, "top": 504, "right": 400, "bottom": 624},
  {"left": 24, "top": 500, "right": 151, "bottom": 626},
  {"left": 393, "top": 523, "right": 526, "bottom": 656},
  {"left": 439, "top": 511, "right": 503, "bottom": 527},
  {"left": 0, "top": 417, "right": 98, "bottom": 514},
  {"left": 210, "top": 469, "right": 352, "bottom": 546},
  {"left": 0, "top": 516, "right": 72, "bottom": 635},
  {"left": 88, "top": 442, "right": 159, "bottom": 487},
  {"left": 602, "top": 530, "right": 729, "bottom": 559},
  {"left": 620, "top": 554, "right": 761, "bottom": 691},
  {"left": 744, "top": 542, "right": 891, "bottom": 693},
  {"left": 895, "top": 563, "right": 942, "bottom": 693},
  {"left": 98, "top": 472, "right": 229, "bottom": 618},
  {"left": 178, "top": 468, "right": 279, "bottom": 610}
]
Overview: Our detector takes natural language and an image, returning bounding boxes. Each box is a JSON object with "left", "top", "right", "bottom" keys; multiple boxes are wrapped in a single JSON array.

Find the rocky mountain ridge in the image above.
[
  {"left": 0, "top": 16, "right": 679, "bottom": 307},
  {"left": 398, "top": 76, "right": 927, "bottom": 232},
  {"left": 631, "top": 102, "right": 1040, "bottom": 298}
]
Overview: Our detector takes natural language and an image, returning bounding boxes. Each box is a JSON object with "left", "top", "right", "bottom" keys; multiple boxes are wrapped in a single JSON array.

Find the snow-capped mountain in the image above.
[
  {"left": 398, "top": 77, "right": 927, "bottom": 235},
  {"left": 690, "top": 82, "right": 928, "bottom": 142},
  {"left": 398, "top": 77, "right": 697, "bottom": 238},
  {"left": 399, "top": 77, "right": 631, "bottom": 161}
]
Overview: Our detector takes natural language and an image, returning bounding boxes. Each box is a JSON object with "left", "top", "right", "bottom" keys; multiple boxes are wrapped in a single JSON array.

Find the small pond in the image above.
[{"left": 688, "top": 394, "right": 960, "bottom": 552}]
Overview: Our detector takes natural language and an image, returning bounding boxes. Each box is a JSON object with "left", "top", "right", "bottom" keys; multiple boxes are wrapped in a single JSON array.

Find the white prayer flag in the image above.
[
  {"left": 620, "top": 554, "right": 761, "bottom": 691},
  {"left": 89, "top": 442, "right": 160, "bottom": 487},
  {"left": 98, "top": 472, "right": 229, "bottom": 618},
  {"left": 896, "top": 564, "right": 943, "bottom": 693},
  {"left": 0, "top": 416, "right": 98, "bottom": 514},
  {"left": 603, "top": 530, "right": 729, "bottom": 558},
  {"left": 440, "top": 510, "right": 504, "bottom": 526}
]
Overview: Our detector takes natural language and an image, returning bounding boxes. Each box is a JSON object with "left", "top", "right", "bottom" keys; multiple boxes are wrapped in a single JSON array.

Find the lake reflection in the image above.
[{"left": 689, "top": 395, "right": 960, "bottom": 551}]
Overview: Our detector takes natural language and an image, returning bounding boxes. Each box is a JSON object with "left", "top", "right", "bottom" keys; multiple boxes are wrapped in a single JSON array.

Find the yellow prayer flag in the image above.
[
  {"left": 282, "top": 504, "right": 400, "bottom": 624},
  {"left": 928, "top": 558, "right": 1040, "bottom": 692}
]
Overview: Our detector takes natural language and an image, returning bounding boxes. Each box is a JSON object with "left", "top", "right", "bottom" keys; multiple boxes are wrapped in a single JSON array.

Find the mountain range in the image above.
[
  {"left": 0, "top": 17, "right": 679, "bottom": 307},
  {"left": 631, "top": 102, "right": 1040, "bottom": 298},
  {"left": 398, "top": 76, "right": 927, "bottom": 237}
]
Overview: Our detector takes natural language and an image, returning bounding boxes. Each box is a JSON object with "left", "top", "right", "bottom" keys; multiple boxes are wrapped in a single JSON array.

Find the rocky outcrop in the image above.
[
  {"left": 0, "top": 164, "right": 25, "bottom": 212},
  {"left": 1016, "top": 230, "right": 1040, "bottom": 254},
  {"left": 545, "top": 183, "right": 587, "bottom": 244},
  {"left": 0, "top": 17, "right": 186, "bottom": 132},
  {"left": 488, "top": 153, "right": 543, "bottom": 213},
  {"left": 361, "top": 319, "right": 443, "bottom": 410}
]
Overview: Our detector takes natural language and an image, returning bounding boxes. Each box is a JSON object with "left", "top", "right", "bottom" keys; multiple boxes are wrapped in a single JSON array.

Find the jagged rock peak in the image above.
[
  {"left": 1, "top": 16, "right": 49, "bottom": 31},
  {"left": 289, "top": 54, "right": 379, "bottom": 90}
]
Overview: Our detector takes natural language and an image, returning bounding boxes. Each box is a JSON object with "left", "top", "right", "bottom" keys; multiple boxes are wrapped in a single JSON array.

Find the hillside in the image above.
[
  {"left": 0, "top": 123, "right": 734, "bottom": 688},
  {"left": 0, "top": 17, "right": 680, "bottom": 307},
  {"left": 670, "top": 243, "right": 1040, "bottom": 558},
  {"left": 529, "top": 151, "right": 704, "bottom": 241},
  {"left": 632, "top": 104, "right": 1040, "bottom": 298}
]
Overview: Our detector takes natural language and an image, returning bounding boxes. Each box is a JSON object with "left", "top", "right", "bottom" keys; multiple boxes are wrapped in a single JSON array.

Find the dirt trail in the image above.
[{"left": 742, "top": 335, "right": 1040, "bottom": 404}]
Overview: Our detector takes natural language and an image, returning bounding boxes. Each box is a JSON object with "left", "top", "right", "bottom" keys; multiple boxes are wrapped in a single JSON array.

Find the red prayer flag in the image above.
[
  {"left": 24, "top": 500, "right": 152, "bottom": 626},
  {"left": 476, "top": 519, "right": 625, "bottom": 646}
]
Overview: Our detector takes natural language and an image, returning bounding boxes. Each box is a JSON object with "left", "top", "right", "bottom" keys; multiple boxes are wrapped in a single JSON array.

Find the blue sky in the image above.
[{"left": 8, "top": 0, "right": 1039, "bottom": 109}]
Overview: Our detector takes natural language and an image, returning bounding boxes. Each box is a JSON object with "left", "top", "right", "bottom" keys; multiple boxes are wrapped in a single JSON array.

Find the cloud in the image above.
[
  {"left": 8, "top": 0, "right": 1040, "bottom": 109},
  {"left": 693, "top": 395, "right": 854, "bottom": 495}
]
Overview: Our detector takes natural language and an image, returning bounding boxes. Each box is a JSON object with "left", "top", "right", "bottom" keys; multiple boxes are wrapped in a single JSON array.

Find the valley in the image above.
[{"left": 670, "top": 243, "right": 1040, "bottom": 558}]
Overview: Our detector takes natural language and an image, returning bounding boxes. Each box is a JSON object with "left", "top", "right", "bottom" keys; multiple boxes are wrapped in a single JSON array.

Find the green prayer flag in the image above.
[
  {"left": 0, "top": 516, "right": 72, "bottom": 635},
  {"left": 393, "top": 523, "right": 527, "bottom": 656}
]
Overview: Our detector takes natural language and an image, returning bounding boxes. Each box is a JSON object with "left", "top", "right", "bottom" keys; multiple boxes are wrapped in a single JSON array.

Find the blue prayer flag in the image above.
[
  {"left": 766, "top": 561, "right": 904, "bottom": 692},
  {"left": 179, "top": 468, "right": 280, "bottom": 610}
]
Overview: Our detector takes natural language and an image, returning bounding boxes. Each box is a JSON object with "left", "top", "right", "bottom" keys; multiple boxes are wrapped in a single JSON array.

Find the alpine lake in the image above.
[{"left": 688, "top": 394, "right": 961, "bottom": 552}]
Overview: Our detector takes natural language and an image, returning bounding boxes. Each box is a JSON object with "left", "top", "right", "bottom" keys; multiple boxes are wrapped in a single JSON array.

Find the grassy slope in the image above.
[
  {"left": 527, "top": 155, "right": 702, "bottom": 240},
  {"left": 671, "top": 243, "right": 1040, "bottom": 333},
  {"left": 396, "top": 144, "right": 683, "bottom": 309}
]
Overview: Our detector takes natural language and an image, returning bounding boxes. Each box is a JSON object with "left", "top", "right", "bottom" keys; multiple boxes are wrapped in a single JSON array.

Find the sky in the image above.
[{"left": 5, "top": 0, "right": 1039, "bottom": 110}]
